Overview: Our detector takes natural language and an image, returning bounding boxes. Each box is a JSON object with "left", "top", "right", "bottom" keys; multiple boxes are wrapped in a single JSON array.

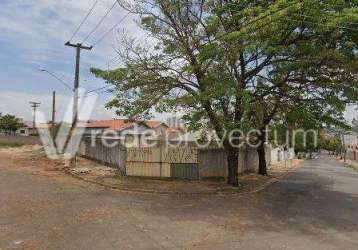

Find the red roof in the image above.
[
  {"left": 81, "top": 120, "right": 134, "bottom": 131},
  {"left": 80, "top": 119, "right": 166, "bottom": 131},
  {"left": 146, "top": 120, "right": 167, "bottom": 128}
]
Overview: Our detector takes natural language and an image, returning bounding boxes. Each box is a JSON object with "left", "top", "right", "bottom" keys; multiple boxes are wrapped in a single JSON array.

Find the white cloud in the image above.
[
  {"left": 345, "top": 105, "right": 358, "bottom": 125},
  {"left": 0, "top": 0, "right": 145, "bottom": 121},
  {"left": 0, "top": 0, "right": 143, "bottom": 68}
]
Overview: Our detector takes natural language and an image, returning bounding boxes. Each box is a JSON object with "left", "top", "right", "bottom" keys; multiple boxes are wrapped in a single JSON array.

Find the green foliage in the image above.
[
  {"left": 320, "top": 136, "right": 342, "bottom": 153},
  {"left": 94, "top": 0, "right": 357, "bottom": 135},
  {"left": 0, "top": 114, "right": 24, "bottom": 134},
  {"left": 91, "top": 0, "right": 358, "bottom": 181}
]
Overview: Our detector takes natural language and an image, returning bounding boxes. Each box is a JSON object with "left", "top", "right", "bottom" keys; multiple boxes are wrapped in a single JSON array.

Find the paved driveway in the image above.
[{"left": 1, "top": 153, "right": 358, "bottom": 249}]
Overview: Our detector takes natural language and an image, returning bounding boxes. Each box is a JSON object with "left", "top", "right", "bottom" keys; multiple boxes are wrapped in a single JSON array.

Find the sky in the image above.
[
  {"left": 0, "top": 0, "right": 145, "bottom": 122},
  {"left": 0, "top": 0, "right": 356, "bottom": 124}
]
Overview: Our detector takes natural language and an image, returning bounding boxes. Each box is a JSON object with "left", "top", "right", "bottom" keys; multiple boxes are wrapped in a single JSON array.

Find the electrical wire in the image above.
[
  {"left": 86, "top": 85, "right": 109, "bottom": 94},
  {"left": 68, "top": 0, "right": 100, "bottom": 42},
  {"left": 82, "top": 0, "right": 118, "bottom": 44},
  {"left": 92, "top": 12, "right": 130, "bottom": 47}
]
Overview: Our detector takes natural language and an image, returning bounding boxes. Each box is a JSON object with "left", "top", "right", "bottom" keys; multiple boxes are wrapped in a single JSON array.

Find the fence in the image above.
[
  {"left": 0, "top": 135, "right": 41, "bottom": 145},
  {"left": 78, "top": 137, "right": 126, "bottom": 174},
  {"left": 198, "top": 144, "right": 273, "bottom": 178},
  {"left": 126, "top": 146, "right": 199, "bottom": 179},
  {"left": 77, "top": 138, "right": 295, "bottom": 179}
]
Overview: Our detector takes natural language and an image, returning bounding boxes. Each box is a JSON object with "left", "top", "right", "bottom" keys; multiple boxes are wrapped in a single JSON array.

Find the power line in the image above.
[
  {"left": 29, "top": 102, "right": 41, "bottom": 130},
  {"left": 86, "top": 85, "right": 109, "bottom": 94},
  {"left": 68, "top": 0, "right": 100, "bottom": 42},
  {"left": 82, "top": 87, "right": 113, "bottom": 98},
  {"left": 82, "top": 0, "right": 118, "bottom": 44},
  {"left": 92, "top": 12, "right": 130, "bottom": 47},
  {"left": 93, "top": 54, "right": 121, "bottom": 70}
]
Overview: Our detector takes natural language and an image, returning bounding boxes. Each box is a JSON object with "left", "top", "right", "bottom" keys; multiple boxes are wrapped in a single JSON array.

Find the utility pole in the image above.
[
  {"left": 52, "top": 91, "right": 56, "bottom": 126},
  {"left": 29, "top": 101, "right": 41, "bottom": 134},
  {"left": 65, "top": 42, "right": 92, "bottom": 166}
]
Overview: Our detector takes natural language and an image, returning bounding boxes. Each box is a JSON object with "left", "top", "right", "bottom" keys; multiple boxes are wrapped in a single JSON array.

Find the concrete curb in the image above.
[{"left": 64, "top": 166, "right": 298, "bottom": 197}]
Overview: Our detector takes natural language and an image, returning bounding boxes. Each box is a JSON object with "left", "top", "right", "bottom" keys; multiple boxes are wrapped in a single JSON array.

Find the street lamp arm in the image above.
[{"left": 38, "top": 69, "right": 73, "bottom": 92}]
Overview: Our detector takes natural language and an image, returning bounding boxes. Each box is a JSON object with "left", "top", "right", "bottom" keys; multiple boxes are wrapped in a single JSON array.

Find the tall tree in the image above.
[
  {"left": 226, "top": 0, "right": 358, "bottom": 174},
  {"left": 92, "top": 0, "right": 358, "bottom": 184}
]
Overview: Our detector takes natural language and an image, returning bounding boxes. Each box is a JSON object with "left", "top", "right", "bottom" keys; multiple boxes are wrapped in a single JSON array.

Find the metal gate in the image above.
[{"left": 171, "top": 163, "right": 199, "bottom": 180}]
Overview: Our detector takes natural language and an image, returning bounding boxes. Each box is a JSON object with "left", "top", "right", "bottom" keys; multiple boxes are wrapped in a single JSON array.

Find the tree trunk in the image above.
[
  {"left": 257, "top": 141, "right": 267, "bottom": 175},
  {"left": 226, "top": 147, "right": 239, "bottom": 186}
]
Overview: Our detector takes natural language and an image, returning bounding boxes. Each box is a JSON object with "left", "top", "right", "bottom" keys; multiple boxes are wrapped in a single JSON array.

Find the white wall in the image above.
[{"left": 270, "top": 147, "right": 295, "bottom": 165}]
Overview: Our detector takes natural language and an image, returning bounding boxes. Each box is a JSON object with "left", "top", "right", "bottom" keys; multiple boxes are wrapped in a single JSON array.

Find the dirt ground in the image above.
[{"left": 1, "top": 147, "right": 358, "bottom": 249}]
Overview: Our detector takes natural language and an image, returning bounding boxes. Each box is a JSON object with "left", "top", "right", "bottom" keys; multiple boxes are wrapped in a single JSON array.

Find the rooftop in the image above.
[{"left": 79, "top": 119, "right": 167, "bottom": 131}]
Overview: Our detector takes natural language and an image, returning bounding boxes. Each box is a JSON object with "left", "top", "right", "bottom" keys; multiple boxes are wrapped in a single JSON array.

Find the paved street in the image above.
[{"left": 1, "top": 153, "right": 358, "bottom": 249}]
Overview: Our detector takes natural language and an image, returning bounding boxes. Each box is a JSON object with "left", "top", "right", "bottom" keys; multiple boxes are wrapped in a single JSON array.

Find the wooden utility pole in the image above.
[
  {"left": 52, "top": 91, "right": 56, "bottom": 126},
  {"left": 65, "top": 42, "right": 92, "bottom": 166},
  {"left": 29, "top": 101, "right": 41, "bottom": 134}
]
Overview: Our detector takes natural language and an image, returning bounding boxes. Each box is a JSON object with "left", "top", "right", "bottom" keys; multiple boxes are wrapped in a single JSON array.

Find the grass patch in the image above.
[
  {"left": 346, "top": 164, "right": 358, "bottom": 172},
  {"left": 0, "top": 142, "right": 24, "bottom": 148}
]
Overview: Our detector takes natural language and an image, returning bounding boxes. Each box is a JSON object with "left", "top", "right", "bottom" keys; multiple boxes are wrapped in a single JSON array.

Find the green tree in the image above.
[
  {"left": 232, "top": 0, "right": 358, "bottom": 174},
  {"left": 321, "top": 136, "right": 342, "bottom": 155},
  {"left": 0, "top": 114, "right": 24, "bottom": 134},
  {"left": 92, "top": 0, "right": 358, "bottom": 185}
]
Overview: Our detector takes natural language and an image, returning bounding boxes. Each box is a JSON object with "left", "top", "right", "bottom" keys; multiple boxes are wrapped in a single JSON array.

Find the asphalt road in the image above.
[{"left": 1, "top": 154, "right": 358, "bottom": 249}]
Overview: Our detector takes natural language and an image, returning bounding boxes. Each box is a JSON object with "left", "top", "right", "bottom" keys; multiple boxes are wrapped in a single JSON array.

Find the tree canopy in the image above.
[
  {"left": 0, "top": 114, "right": 24, "bottom": 134},
  {"left": 92, "top": 0, "right": 358, "bottom": 185}
]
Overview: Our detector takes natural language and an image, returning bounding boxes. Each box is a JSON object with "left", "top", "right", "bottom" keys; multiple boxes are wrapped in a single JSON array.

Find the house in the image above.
[
  {"left": 16, "top": 121, "right": 36, "bottom": 136},
  {"left": 79, "top": 119, "right": 188, "bottom": 146},
  {"left": 81, "top": 119, "right": 166, "bottom": 136},
  {"left": 16, "top": 121, "right": 53, "bottom": 136},
  {"left": 79, "top": 119, "right": 171, "bottom": 147}
]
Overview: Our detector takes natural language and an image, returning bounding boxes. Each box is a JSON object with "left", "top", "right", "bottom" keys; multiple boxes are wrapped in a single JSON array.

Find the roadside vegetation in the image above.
[{"left": 0, "top": 114, "right": 24, "bottom": 135}]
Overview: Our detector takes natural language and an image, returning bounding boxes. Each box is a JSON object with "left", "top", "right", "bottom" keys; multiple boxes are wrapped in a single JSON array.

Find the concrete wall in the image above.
[
  {"left": 0, "top": 135, "right": 41, "bottom": 145},
  {"left": 198, "top": 144, "right": 272, "bottom": 178},
  {"left": 270, "top": 147, "right": 295, "bottom": 164},
  {"left": 78, "top": 139, "right": 295, "bottom": 179},
  {"left": 126, "top": 146, "right": 198, "bottom": 179},
  {"left": 198, "top": 148, "right": 228, "bottom": 178}
]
